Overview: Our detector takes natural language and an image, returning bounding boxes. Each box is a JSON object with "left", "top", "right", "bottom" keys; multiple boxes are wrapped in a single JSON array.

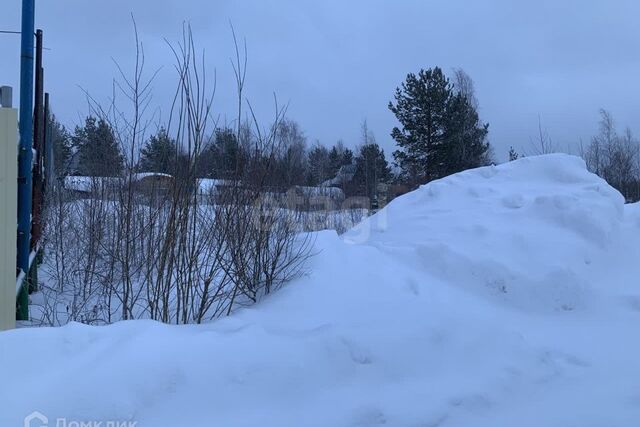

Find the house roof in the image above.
[
  {"left": 321, "top": 164, "right": 357, "bottom": 187},
  {"left": 63, "top": 176, "right": 122, "bottom": 193}
]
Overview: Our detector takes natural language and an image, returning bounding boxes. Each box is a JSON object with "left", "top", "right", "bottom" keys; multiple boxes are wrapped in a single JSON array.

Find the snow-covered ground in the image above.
[{"left": 2, "top": 154, "right": 639, "bottom": 426}]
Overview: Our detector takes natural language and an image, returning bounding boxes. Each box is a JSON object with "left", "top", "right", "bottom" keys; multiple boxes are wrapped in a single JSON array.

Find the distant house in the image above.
[
  {"left": 285, "top": 186, "right": 346, "bottom": 211},
  {"left": 132, "top": 173, "right": 174, "bottom": 195},
  {"left": 66, "top": 149, "right": 80, "bottom": 176},
  {"left": 197, "top": 179, "right": 346, "bottom": 211},
  {"left": 63, "top": 173, "right": 174, "bottom": 202},
  {"left": 63, "top": 176, "right": 122, "bottom": 198},
  {"left": 320, "top": 163, "right": 409, "bottom": 210},
  {"left": 197, "top": 178, "right": 241, "bottom": 204},
  {"left": 321, "top": 164, "right": 357, "bottom": 188}
]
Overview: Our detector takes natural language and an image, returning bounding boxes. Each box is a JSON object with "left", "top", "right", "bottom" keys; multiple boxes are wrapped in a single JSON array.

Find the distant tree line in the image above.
[
  {"left": 51, "top": 66, "right": 493, "bottom": 204},
  {"left": 51, "top": 115, "right": 391, "bottom": 199},
  {"left": 55, "top": 65, "right": 640, "bottom": 205}
]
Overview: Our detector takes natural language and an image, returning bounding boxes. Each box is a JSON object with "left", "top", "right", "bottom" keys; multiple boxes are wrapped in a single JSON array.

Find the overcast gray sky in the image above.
[{"left": 2, "top": 0, "right": 639, "bottom": 160}]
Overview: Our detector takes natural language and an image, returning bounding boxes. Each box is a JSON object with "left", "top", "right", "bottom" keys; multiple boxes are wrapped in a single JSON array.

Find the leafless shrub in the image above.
[
  {"left": 529, "top": 115, "right": 558, "bottom": 155},
  {"left": 581, "top": 109, "right": 640, "bottom": 202},
  {"left": 39, "top": 22, "right": 317, "bottom": 326}
]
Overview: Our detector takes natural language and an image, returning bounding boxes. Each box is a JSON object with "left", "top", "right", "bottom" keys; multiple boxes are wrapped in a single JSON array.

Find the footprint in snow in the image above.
[
  {"left": 502, "top": 194, "right": 525, "bottom": 209},
  {"left": 341, "top": 337, "right": 373, "bottom": 365}
]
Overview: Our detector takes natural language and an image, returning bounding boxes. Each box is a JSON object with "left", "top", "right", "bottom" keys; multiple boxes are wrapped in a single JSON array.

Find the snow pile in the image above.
[{"left": 2, "top": 154, "right": 640, "bottom": 427}]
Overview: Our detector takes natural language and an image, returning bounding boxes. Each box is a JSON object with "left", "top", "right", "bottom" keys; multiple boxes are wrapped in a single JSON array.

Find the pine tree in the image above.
[
  {"left": 328, "top": 146, "right": 342, "bottom": 178},
  {"left": 138, "top": 128, "right": 177, "bottom": 174},
  {"left": 389, "top": 67, "right": 451, "bottom": 185},
  {"left": 389, "top": 67, "right": 491, "bottom": 186},
  {"left": 342, "top": 148, "right": 354, "bottom": 166},
  {"left": 215, "top": 127, "right": 242, "bottom": 178},
  {"left": 198, "top": 127, "right": 244, "bottom": 179},
  {"left": 47, "top": 114, "right": 71, "bottom": 176},
  {"left": 327, "top": 140, "right": 354, "bottom": 178},
  {"left": 73, "top": 116, "right": 123, "bottom": 177}
]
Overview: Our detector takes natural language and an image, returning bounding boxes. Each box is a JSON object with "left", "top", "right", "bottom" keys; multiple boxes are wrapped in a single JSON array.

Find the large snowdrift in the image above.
[{"left": 2, "top": 154, "right": 640, "bottom": 426}]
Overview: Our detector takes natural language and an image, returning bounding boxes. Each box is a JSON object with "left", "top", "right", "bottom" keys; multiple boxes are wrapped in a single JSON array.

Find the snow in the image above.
[
  {"left": 132, "top": 172, "right": 173, "bottom": 181},
  {"left": 64, "top": 174, "right": 173, "bottom": 193},
  {"left": 290, "top": 185, "right": 345, "bottom": 200},
  {"left": 64, "top": 176, "right": 100, "bottom": 192},
  {"left": 321, "top": 164, "right": 357, "bottom": 188},
  {"left": 2, "top": 154, "right": 640, "bottom": 426},
  {"left": 197, "top": 178, "right": 238, "bottom": 195},
  {"left": 64, "top": 176, "right": 122, "bottom": 192}
]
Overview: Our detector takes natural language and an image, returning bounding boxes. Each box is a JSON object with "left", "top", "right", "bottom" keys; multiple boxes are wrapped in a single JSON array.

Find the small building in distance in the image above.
[
  {"left": 320, "top": 164, "right": 357, "bottom": 189},
  {"left": 63, "top": 173, "right": 175, "bottom": 203},
  {"left": 285, "top": 186, "right": 346, "bottom": 211},
  {"left": 132, "top": 173, "right": 174, "bottom": 195},
  {"left": 63, "top": 176, "right": 122, "bottom": 199}
]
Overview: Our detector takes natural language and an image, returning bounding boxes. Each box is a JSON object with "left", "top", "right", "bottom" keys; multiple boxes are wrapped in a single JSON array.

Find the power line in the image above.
[{"left": 1, "top": 30, "right": 51, "bottom": 50}]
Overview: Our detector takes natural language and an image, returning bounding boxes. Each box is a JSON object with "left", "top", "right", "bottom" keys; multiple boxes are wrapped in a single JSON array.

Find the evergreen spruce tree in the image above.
[
  {"left": 73, "top": 116, "right": 124, "bottom": 176},
  {"left": 138, "top": 128, "right": 177, "bottom": 174}
]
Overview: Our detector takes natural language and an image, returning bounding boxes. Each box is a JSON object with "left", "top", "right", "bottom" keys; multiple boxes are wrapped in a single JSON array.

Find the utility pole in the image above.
[
  {"left": 16, "top": 0, "right": 35, "bottom": 320},
  {"left": 44, "top": 92, "right": 53, "bottom": 188},
  {"left": 31, "top": 28, "right": 44, "bottom": 289}
]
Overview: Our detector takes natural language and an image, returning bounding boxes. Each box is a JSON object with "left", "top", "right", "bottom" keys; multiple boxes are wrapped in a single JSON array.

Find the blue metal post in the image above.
[{"left": 17, "top": 0, "right": 35, "bottom": 313}]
